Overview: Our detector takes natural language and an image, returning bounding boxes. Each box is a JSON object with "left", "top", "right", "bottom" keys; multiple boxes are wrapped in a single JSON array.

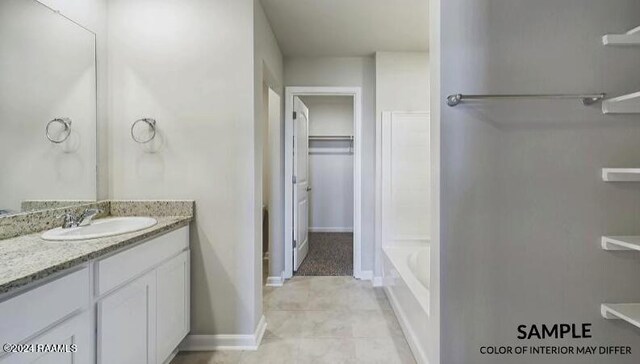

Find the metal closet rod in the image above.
[
  {"left": 446, "top": 93, "right": 606, "bottom": 107},
  {"left": 308, "top": 135, "right": 353, "bottom": 140}
]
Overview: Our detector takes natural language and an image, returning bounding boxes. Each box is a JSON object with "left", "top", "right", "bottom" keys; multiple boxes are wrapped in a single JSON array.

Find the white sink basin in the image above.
[{"left": 41, "top": 217, "right": 158, "bottom": 241}]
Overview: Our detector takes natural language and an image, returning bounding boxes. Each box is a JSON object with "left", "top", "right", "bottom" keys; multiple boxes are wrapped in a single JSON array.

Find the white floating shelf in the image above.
[
  {"left": 602, "top": 236, "right": 640, "bottom": 251},
  {"left": 603, "top": 25, "right": 640, "bottom": 46},
  {"left": 602, "top": 91, "right": 640, "bottom": 114},
  {"left": 602, "top": 168, "right": 640, "bottom": 182},
  {"left": 601, "top": 303, "right": 640, "bottom": 329}
]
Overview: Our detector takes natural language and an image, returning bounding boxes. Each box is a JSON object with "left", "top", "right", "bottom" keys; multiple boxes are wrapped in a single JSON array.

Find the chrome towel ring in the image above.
[
  {"left": 131, "top": 118, "right": 157, "bottom": 143},
  {"left": 46, "top": 117, "right": 72, "bottom": 143}
]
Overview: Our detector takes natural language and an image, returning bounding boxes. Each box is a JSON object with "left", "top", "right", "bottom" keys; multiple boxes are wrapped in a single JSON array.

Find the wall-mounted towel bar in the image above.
[{"left": 446, "top": 93, "right": 606, "bottom": 107}]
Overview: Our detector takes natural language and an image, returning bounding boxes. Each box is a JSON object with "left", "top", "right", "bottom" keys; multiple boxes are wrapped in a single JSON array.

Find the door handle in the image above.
[{"left": 306, "top": 186, "right": 312, "bottom": 192}]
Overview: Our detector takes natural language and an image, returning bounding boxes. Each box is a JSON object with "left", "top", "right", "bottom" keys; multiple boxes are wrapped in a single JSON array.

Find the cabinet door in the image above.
[
  {"left": 97, "top": 271, "right": 156, "bottom": 364},
  {"left": 156, "top": 251, "right": 190, "bottom": 363},
  {"left": 0, "top": 311, "right": 91, "bottom": 364}
]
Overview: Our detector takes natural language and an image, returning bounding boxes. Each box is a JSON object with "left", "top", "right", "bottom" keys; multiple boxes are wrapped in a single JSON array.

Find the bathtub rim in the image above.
[{"left": 383, "top": 244, "right": 430, "bottom": 316}]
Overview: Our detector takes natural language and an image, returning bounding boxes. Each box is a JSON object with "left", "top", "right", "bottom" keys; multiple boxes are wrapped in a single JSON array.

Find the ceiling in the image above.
[{"left": 260, "top": 0, "right": 429, "bottom": 57}]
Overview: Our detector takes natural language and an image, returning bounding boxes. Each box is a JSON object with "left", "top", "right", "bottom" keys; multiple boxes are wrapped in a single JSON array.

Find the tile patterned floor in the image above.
[{"left": 171, "top": 276, "right": 416, "bottom": 364}]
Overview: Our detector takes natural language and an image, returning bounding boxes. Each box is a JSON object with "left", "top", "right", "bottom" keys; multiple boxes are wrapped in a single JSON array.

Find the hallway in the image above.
[{"left": 172, "top": 276, "right": 416, "bottom": 363}]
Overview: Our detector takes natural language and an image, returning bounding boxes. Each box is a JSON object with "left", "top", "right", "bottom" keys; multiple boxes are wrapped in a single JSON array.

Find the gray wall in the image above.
[
  {"left": 441, "top": 1, "right": 640, "bottom": 363},
  {"left": 254, "top": 0, "right": 284, "bottom": 312},
  {"left": 108, "top": 0, "right": 260, "bottom": 336}
]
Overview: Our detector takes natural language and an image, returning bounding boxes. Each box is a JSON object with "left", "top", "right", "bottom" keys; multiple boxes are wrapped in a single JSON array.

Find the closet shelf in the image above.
[
  {"left": 309, "top": 135, "right": 354, "bottom": 155},
  {"left": 601, "top": 304, "right": 640, "bottom": 329},
  {"left": 602, "top": 91, "right": 640, "bottom": 114},
  {"left": 603, "top": 26, "right": 640, "bottom": 46},
  {"left": 602, "top": 236, "right": 640, "bottom": 251},
  {"left": 602, "top": 168, "right": 640, "bottom": 182}
]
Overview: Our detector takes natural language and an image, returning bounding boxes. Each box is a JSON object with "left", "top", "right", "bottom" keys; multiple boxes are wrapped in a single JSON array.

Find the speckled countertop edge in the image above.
[
  {"left": 0, "top": 215, "right": 192, "bottom": 295},
  {"left": 0, "top": 200, "right": 195, "bottom": 240},
  {"left": 0, "top": 202, "right": 111, "bottom": 240}
]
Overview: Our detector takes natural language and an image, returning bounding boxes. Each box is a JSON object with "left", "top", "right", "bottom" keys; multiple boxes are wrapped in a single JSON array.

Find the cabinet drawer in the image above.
[
  {"left": 0, "top": 311, "right": 92, "bottom": 364},
  {"left": 95, "top": 227, "right": 188, "bottom": 296},
  {"left": 0, "top": 267, "right": 89, "bottom": 348}
]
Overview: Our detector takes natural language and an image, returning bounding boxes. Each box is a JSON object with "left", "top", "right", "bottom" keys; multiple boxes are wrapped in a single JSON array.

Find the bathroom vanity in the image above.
[{"left": 0, "top": 202, "right": 193, "bottom": 364}]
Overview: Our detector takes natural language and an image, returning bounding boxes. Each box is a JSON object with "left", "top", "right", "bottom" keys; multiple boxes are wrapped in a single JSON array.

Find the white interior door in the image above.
[{"left": 293, "top": 96, "right": 310, "bottom": 271}]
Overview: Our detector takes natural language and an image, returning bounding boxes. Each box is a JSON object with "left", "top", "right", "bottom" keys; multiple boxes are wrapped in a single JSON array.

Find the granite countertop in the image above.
[{"left": 0, "top": 215, "right": 191, "bottom": 295}]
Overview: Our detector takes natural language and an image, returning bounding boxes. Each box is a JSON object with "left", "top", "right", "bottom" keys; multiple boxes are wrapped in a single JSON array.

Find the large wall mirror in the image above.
[{"left": 0, "top": 0, "right": 97, "bottom": 215}]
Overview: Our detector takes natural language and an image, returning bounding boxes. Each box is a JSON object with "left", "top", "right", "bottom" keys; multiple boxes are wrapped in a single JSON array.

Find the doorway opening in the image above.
[
  {"left": 284, "top": 87, "right": 363, "bottom": 279},
  {"left": 261, "top": 82, "right": 283, "bottom": 287},
  {"left": 295, "top": 95, "right": 354, "bottom": 276}
]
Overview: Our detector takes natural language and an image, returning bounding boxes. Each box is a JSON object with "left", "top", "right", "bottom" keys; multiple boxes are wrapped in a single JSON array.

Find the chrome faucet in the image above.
[
  {"left": 57, "top": 212, "right": 79, "bottom": 229},
  {"left": 78, "top": 208, "right": 102, "bottom": 226},
  {"left": 56, "top": 208, "right": 102, "bottom": 229}
]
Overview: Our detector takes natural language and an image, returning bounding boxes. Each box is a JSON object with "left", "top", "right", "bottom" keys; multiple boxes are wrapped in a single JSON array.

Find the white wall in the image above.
[
  {"left": 254, "top": 0, "right": 285, "bottom": 289},
  {"left": 375, "top": 51, "right": 430, "bottom": 277},
  {"left": 375, "top": 52, "right": 430, "bottom": 114},
  {"left": 267, "top": 88, "right": 283, "bottom": 278},
  {"left": 37, "top": 0, "right": 109, "bottom": 200},
  {"left": 380, "top": 112, "right": 430, "bottom": 246},
  {"left": 262, "top": 84, "right": 270, "bottom": 209},
  {"left": 108, "top": 0, "right": 261, "bottom": 338},
  {"left": 428, "top": 2, "right": 441, "bottom": 362},
  {"left": 303, "top": 96, "right": 354, "bottom": 136},
  {"left": 301, "top": 96, "right": 354, "bottom": 232},
  {"left": 284, "top": 56, "right": 376, "bottom": 272},
  {"left": 308, "top": 154, "right": 354, "bottom": 232}
]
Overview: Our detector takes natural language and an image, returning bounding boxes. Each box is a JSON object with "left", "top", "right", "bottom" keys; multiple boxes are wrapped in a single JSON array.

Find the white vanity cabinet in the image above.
[
  {"left": 96, "top": 226, "right": 189, "bottom": 364},
  {"left": 0, "top": 225, "right": 190, "bottom": 364}
]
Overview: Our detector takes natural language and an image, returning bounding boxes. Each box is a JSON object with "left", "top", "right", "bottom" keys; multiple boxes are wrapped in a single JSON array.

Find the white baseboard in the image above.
[
  {"left": 309, "top": 227, "right": 354, "bottom": 233},
  {"left": 181, "top": 315, "right": 267, "bottom": 351},
  {"left": 162, "top": 348, "right": 180, "bottom": 364},
  {"left": 265, "top": 271, "right": 285, "bottom": 287},
  {"left": 254, "top": 315, "right": 267, "bottom": 348},
  {"left": 356, "top": 270, "right": 373, "bottom": 280},
  {"left": 372, "top": 276, "right": 384, "bottom": 287}
]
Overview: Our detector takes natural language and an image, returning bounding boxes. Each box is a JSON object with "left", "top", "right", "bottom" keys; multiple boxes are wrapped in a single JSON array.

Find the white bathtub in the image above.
[{"left": 383, "top": 244, "right": 430, "bottom": 364}]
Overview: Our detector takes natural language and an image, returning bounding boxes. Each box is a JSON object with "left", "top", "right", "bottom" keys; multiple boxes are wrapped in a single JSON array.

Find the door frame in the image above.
[{"left": 284, "top": 86, "right": 363, "bottom": 279}]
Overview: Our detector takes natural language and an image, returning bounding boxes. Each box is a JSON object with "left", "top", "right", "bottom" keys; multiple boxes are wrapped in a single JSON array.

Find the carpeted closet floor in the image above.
[{"left": 295, "top": 232, "right": 353, "bottom": 276}]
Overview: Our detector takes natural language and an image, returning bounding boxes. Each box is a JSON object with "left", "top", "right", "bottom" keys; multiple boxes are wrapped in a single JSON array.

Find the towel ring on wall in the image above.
[
  {"left": 131, "top": 118, "right": 157, "bottom": 143},
  {"left": 46, "top": 117, "right": 72, "bottom": 144}
]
